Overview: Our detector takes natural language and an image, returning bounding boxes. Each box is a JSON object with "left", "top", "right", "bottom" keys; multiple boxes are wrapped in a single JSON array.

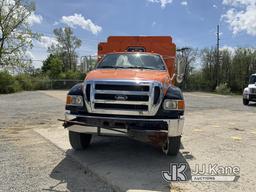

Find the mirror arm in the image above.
[
  {"left": 171, "top": 73, "right": 176, "bottom": 81},
  {"left": 176, "top": 74, "right": 185, "bottom": 84}
]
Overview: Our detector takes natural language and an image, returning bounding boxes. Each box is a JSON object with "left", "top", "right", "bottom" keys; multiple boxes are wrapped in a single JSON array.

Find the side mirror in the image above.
[
  {"left": 80, "top": 55, "right": 99, "bottom": 73},
  {"left": 176, "top": 57, "right": 186, "bottom": 84},
  {"left": 80, "top": 56, "right": 89, "bottom": 73}
]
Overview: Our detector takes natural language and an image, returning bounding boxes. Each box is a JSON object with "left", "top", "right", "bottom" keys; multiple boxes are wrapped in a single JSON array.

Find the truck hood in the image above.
[
  {"left": 85, "top": 69, "right": 170, "bottom": 84},
  {"left": 248, "top": 84, "right": 256, "bottom": 89}
]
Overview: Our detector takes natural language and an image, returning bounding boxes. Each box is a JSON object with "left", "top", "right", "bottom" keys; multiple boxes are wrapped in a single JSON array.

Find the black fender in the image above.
[
  {"left": 66, "top": 83, "right": 87, "bottom": 113},
  {"left": 165, "top": 85, "right": 184, "bottom": 100},
  {"left": 68, "top": 83, "right": 84, "bottom": 96},
  {"left": 155, "top": 85, "right": 184, "bottom": 118}
]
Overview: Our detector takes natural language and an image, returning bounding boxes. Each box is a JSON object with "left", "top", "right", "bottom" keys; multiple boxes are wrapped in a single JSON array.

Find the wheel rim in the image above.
[{"left": 162, "top": 138, "right": 169, "bottom": 155}]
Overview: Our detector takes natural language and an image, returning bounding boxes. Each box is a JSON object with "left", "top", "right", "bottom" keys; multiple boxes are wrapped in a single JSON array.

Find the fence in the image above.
[{"left": 19, "top": 79, "right": 84, "bottom": 90}]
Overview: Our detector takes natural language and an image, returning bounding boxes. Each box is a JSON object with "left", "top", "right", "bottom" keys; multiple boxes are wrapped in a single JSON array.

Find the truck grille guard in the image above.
[{"left": 83, "top": 79, "right": 164, "bottom": 116}]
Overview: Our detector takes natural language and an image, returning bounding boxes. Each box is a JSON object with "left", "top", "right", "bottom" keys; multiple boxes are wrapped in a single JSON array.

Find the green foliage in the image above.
[
  {"left": 41, "top": 27, "right": 83, "bottom": 78},
  {"left": 42, "top": 54, "right": 62, "bottom": 78},
  {"left": 0, "top": 69, "right": 84, "bottom": 94},
  {"left": 0, "top": 70, "right": 55, "bottom": 94},
  {"left": 16, "top": 73, "right": 34, "bottom": 90},
  {"left": 184, "top": 71, "right": 208, "bottom": 91},
  {"left": 31, "top": 75, "right": 51, "bottom": 90},
  {"left": 0, "top": 0, "right": 40, "bottom": 67},
  {"left": 15, "top": 73, "right": 52, "bottom": 90},
  {"left": 48, "top": 27, "right": 81, "bottom": 72},
  {"left": 0, "top": 71, "right": 22, "bottom": 94},
  {"left": 58, "top": 70, "right": 85, "bottom": 80},
  {"left": 184, "top": 47, "right": 256, "bottom": 94},
  {"left": 215, "top": 83, "right": 231, "bottom": 95}
]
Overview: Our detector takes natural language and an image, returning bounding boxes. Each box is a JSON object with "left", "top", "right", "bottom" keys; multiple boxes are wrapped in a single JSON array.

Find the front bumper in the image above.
[{"left": 64, "top": 112, "right": 184, "bottom": 137}]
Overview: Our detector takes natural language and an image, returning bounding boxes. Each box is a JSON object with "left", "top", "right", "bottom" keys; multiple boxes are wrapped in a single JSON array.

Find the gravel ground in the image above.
[
  {"left": 0, "top": 91, "right": 113, "bottom": 192},
  {"left": 178, "top": 92, "right": 256, "bottom": 192},
  {"left": 0, "top": 91, "right": 64, "bottom": 129},
  {"left": 0, "top": 91, "right": 256, "bottom": 192}
]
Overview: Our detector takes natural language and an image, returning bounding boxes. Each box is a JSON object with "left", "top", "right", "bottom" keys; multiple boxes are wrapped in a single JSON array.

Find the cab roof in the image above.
[{"left": 103, "top": 51, "right": 161, "bottom": 56}]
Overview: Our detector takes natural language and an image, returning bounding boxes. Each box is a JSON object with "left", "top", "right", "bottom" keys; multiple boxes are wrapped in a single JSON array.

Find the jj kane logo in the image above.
[{"left": 162, "top": 163, "right": 240, "bottom": 182}]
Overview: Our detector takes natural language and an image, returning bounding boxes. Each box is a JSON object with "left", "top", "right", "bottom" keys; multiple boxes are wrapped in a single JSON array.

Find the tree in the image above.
[
  {"left": 42, "top": 54, "right": 62, "bottom": 78},
  {"left": 188, "top": 47, "right": 256, "bottom": 93},
  {"left": 48, "top": 27, "right": 81, "bottom": 71},
  {"left": 0, "top": 0, "right": 39, "bottom": 68},
  {"left": 200, "top": 48, "right": 218, "bottom": 90}
]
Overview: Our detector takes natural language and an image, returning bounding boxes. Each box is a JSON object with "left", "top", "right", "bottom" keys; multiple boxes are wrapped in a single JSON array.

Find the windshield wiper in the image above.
[
  {"left": 98, "top": 66, "right": 115, "bottom": 69},
  {"left": 98, "top": 66, "right": 127, "bottom": 69},
  {"left": 99, "top": 66, "right": 158, "bottom": 70},
  {"left": 126, "top": 66, "right": 156, "bottom": 70}
]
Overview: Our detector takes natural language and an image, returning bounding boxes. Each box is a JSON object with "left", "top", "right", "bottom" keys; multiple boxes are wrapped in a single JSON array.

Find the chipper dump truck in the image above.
[{"left": 63, "top": 36, "right": 186, "bottom": 155}]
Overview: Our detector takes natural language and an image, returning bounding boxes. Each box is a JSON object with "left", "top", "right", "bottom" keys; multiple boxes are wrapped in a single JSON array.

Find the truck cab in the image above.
[
  {"left": 243, "top": 74, "right": 256, "bottom": 105},
  {"left": 64, "top": 36, "right": 186, "bottom": 155}
]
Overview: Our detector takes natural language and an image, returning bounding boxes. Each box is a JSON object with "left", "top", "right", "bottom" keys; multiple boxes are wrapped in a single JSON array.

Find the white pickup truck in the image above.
[{"left": 243, "top": 74, "right": 256, "bottom": 105}]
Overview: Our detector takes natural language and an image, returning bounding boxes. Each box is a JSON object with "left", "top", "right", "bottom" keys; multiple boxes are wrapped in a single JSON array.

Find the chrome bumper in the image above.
[{"left": 64, "top": 112, "right": 184, "bottom": 137}]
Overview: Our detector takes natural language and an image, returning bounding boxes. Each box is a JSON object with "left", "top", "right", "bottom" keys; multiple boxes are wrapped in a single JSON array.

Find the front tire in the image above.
[
  {"left": 69, "top": 131, "right": 92, "bottom": 150},
  {"left": 162, "top": 136, "right": 181, "bottom": 156},
  {"left": 243, "top": 99, "right": 249, "bottom": 105}
]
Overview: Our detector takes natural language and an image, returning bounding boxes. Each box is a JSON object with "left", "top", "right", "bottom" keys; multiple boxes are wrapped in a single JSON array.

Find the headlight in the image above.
[
  {"left": 163, "top": 99, "right": 185, "bottom": 110},
  {"left": 66, "top": 95, "right": 83, "bottom": 106}
]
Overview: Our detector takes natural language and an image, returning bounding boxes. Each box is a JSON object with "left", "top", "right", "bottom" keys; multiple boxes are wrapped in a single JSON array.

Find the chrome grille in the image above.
[
  {"left": 84, "top": 80, "right": 163, "bottom": 116},
  {"left": 250, "top": 88, "right": 256, "bottom": 94}
]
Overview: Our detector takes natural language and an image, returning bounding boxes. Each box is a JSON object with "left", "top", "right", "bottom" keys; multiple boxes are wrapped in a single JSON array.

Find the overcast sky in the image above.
[{"left": 27, "top": 0, "right": 256, "bottom": 68}]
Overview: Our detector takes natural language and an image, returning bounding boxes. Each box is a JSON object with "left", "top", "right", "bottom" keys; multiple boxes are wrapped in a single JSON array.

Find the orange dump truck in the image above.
[{"left": 64, "top": 36, "right": 185, "bottom": 155}]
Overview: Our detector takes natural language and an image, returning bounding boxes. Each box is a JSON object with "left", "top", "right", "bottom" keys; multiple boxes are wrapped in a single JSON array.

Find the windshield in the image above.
[
  {"left": 249, "top": 75, "right": 256, "bottom": 84},
  {"left": 97, "top": 53, "right": 166, "bottom": 70}
]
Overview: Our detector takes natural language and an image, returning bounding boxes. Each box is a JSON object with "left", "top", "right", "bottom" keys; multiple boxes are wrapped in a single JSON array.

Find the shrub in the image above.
[
  {"left": 42, "top": 54, "right": 62, "bottom": 78},
  {"left": 0, "top": 71, "right": 22, "bottom": 94},
  {"left": 16, "top": 73, "right": 35, "bottom": 90},
  {"left": 0, "top": 68, "right": 85, "bottom": 94},
  {"left": 215, "top": 83, "right": 231, "bottom": 95},
  {"left": 32, "top": 75, "right": 51, "bottom": 90},
  {"left": 60, "top": 70, "right": 85, "bottom": 80},
  {"left": 8, "top": 81, "right": 22, "bottom": 93}
]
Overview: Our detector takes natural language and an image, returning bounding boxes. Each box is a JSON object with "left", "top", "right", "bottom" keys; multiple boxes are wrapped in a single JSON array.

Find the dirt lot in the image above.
[{"left": 0, "top": 91, "right": 256, "bottom": 192}]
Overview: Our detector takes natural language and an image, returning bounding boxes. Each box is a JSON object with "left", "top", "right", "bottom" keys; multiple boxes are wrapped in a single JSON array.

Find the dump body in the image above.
[{"left": 98, "top": 36, "right": 176, "bottom": 79}]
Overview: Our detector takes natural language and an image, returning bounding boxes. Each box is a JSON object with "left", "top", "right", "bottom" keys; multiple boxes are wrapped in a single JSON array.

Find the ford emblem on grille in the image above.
[{"left": 115, "top": 95, "right": 128, "bottom": 101}]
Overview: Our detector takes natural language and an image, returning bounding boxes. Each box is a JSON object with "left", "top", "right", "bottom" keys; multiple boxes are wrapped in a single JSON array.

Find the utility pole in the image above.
[{"left": 216, "top": 24, "right": 220, "bottom": 87}]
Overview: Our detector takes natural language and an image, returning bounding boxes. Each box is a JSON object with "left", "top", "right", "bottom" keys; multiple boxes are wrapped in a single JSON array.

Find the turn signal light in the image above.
[
  {"left": 66, "top": 95, "right": 72, "bottom": 105},
  {"left": 178, "top": 100, "right": 185, "bottom": 110}
]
